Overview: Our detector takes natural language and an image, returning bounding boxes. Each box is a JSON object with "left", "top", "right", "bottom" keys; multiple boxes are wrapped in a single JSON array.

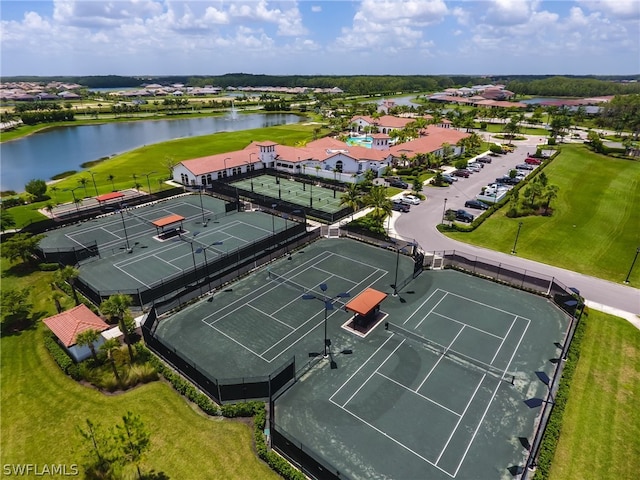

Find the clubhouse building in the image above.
[{"left": 172, "top": 122, "right": 470, "bottom": 187}]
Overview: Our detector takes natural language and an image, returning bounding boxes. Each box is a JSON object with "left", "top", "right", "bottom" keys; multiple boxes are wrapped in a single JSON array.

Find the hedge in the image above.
[
  {"left": 532, "top": 311, "right": 588, "bottom": 480},
  {"left": 43, "top": 333, "right": 80, "bottom": 379},
  {"left": 145, "top": 347, "right": 306, "bottom": 480}
]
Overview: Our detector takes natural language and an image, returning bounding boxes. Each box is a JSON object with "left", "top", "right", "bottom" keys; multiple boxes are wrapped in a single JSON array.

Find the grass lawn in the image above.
[
  {"left": 548, "top": 310, "right": 640, "bottom": 480},
  {"left": 0, "top": 258, "right": 279, "bottom": 479},
  {"left": 448, "top": 144, "right": 640, "bottom": 285},
  {"left": 5, "top": 123, "right": 325, "bottom": 228}
]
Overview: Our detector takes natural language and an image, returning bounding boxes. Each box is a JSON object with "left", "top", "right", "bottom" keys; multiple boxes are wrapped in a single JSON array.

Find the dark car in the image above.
[
  {"left": 515, "top": 163, "right": 534, "bottom": 170},
  {"left": 452, "top": 169, "right": 470, "bottom": 178},
  {"left": 392, "top": 200, "right": 410, "bottom": 212},
  {"left": 495, "top": 177, "right": 521, "bottom": 185},
  {"left": 464, "top": 199, "right": 489, "bottom": 210},
  {"left": 441, "top": 174, "right": 457, "bottom": 183},
  {"left": 477, "top": 156, "right": 492, "bottom": 163},
  {"left": 446, "top": 209, "right": 474, "bottom": 223},
  {"left": 388, "top": 178, "right": 409, "bottom": 189}
]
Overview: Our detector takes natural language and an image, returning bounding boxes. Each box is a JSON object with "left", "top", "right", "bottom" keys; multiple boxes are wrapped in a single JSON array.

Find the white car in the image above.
[{"left": 401, "top": 194, "right": 421, "bottom": 205}]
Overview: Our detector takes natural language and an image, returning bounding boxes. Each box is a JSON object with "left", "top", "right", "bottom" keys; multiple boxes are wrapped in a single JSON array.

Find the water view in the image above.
[{"left": 0, "top": 113, "right": 302, "bottom": 192}]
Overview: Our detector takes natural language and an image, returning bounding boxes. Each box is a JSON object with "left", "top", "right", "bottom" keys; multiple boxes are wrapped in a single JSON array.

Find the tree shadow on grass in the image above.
[
  {"left": 1, "top": 311, "right": 46, "bottom": 338},
  {"left": 1, "top": 261, "right": 40, "bottom": 279}
]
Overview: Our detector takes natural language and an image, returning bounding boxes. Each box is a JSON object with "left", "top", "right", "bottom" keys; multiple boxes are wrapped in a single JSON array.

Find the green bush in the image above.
[
  {"left": 38, "top": 262, "right": 60, "bottom": 271},
  {"left": 43, "top": 333, "right": 80, "bottom": 379}
]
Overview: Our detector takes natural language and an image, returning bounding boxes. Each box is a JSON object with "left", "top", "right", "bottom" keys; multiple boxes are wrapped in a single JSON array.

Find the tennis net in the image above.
[
  {"left": 126, "top": 209, "right": 156, "bottom": 226},
  {"left": 267, "top": 271, "right": 349, "bottom": 307},
  {"left": 386, "top": 322, "right": 515, "bottom": 383}
]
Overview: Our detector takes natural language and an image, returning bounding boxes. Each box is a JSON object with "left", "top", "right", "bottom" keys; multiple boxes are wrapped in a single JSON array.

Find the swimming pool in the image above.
[{"left": 346, "top": 136, "right": 372, "bottom": 148}]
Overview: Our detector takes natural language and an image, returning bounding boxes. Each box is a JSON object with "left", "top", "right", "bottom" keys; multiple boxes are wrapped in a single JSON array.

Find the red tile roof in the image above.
[
  {"left": 152, "top": 214, "right": 185, "bottom": 228},
  {"left": 43, "top": 305, "right": 110, "bottom": 347},
  {"left": 96, "top": 192, "right": 125, "bottom": 202},
  {"left": 345, "top": 288, "right": 388, "bottom": 316},
  {"left": 180, "top": 147, "right": 261, "bottom": 175},
  {"left": 390, "top": 125, "right": 470, "bottom": 156}
]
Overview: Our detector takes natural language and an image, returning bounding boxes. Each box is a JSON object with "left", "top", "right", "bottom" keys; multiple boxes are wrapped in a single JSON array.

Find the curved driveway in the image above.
[{"left": 392, "top": 136, "right": 640, "bottom": 325}]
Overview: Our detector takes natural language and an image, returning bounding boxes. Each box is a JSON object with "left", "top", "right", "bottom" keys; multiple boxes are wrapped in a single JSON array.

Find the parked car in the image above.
[
  {"left": 388, "top": 178, "right": 409, "bottom": 188},
  {"left": 466, "top": 164, "right": 481, "bottom": 173},
  {"left": 446, "top": 209, "right": 474, "bottom": 223},
  {"left": 452, "top": 169, "right": 470, "bottom": 178},
  {"left": 392, "top": 200, "right": 410, "bottom": 212},
  {"left": 495, "top": 177, "right": 521, "bottom": 185},
  {"left": 464, "top": 199, "right": 489, "bottom": 210},
  {"left": 515, "top": 163, "right": 534, "bottom": 170},
  {"left": 468, "top": 161, "right": 484, "bottom": 169},
  {"left": 401, "top": 194, "right": 421, "bottom": 205},
  {"left": 525, "top": 157, "right": 542, "bottom": 165},
  {"left": 477, "top": 156, "right": 492, "bottom": 164},
  {"left": 442, "top": 174, "right": 457, "bottom": 183}
]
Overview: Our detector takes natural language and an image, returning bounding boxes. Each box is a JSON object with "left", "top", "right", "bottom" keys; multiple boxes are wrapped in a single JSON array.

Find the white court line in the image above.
[
  {"left": 443, "top": 290, "right": 534, "bottom": 320},
  {"left": 247, "top": 304, "right": 295, "bottom": 331},
  {"left": 416, "top": 326, "right": 466, "bottom": 392},
  {"left": 404, "top": 289, "right": 447, "bottom": 327},
  {"left": 431, "top": 311, "right": 504, "bottom": 340},
  {"left": 342, "top": 340, "right": 406, "bottom": 408},
  {"left": 204, "top": 323, "right": 267, "bottom": 361},
  {"left": 329, "top": 399, "right": 455, "bottom": 478},
  {"left": 112, "top": 264, "right": 153, "bottom": 288},
  {"left": 312, "top": 266, "right": 360, "bottom": 285},
  {"left": 416, "top": 291, "right": 449, "bottom": 330},
  {"left": 376, "top": 372, "right": 462, "bottom": 416},
  {"left": 451, "top": 317, "right": 531, "bottom": 478},
  {"left": 435, "top": 374, "right": 486, "bottom": 466},
  {"left": 490, "top": 315, "right": 519, "bottom": 364},
  {"left": 330, "top": 334, "right": 396, "bottom": 403}
]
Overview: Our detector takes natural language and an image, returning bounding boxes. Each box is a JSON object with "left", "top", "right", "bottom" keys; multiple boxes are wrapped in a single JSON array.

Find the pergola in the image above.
[
  {"left": 95, "top": 191, "right": 125, "bottom": 208},
  {"left": 344, "top": 288, "right": 388, "bottom": 334},
  {"left": 151, "top": 214, "right": 185, "bottom": 238}
]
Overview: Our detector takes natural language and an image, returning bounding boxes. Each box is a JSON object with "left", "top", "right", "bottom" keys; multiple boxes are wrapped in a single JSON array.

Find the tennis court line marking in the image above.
[
  {"left": 415, "top": 290, "right": 449, "bottom": 330},
  {"left": 416, "top": 325, "right": 466, "bottom": 393},
  {"left": 376, "top": 372, "right": 462, "bottom": 416},
  {"left": 490, "top": 315, "right": 522, "bottom": 365},
  {"left": 247, "top": 304, "right": 295, "bottom": 331},
  {"left": 431, "top": 311, "right": 504, "bottom": 340},
  {"left": 451, "top": 317, "right": 531, "bottom": 478},
  {"left": 312, "top": 266, "right": 361, "bottom": 285},
  {"left": 329, "top": 336, "right": 455, "bottom": 478},
  {"left": 435, "top": 373, "right": 486, "bottom": 466},
  {"left": 205, "top": 323, "right": 266, "bottom": 360},
  {"left": 403, "top": 289, "right": 446, "bottom": 326},
  {"left": 443, "top": 290, "right": 535, "bottom": 321}
]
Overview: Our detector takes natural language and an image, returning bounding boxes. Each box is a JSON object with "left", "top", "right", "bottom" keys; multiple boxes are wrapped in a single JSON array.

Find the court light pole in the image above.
[
  {"left": 223, "top": 157, "right": 231, "bottom": 178},
  {"left": 118, "top": 208, "right": 132, "bottom": 252},
  {"left": 511, "top": 221, "right": 523, "bottom": 255},
  {"left": 248, "top": 153, "right": 255, "bottom": 191},
  {"left": 87, "top": 170, "right": 99, "bottom": 196},
  {"left": 198, "top": 184, "right": 208, "bottom": 226},
  {"left": 67, "top": 186, "right": 83, "bottom": 212},
  {"left": 142, "top": 171, "right": 157, "bottom": 196},
  {"left": 195, "top": 241, "right": 223, "bottom": 291},
  {"left": 441, "top": 198, "right": 448, "bottom": 225},
  {"left": 624, "top": 247, "right": 640, "bottom": 284},
  {"left": 303, "top": 283, "right": 351, "bottom": 359}
]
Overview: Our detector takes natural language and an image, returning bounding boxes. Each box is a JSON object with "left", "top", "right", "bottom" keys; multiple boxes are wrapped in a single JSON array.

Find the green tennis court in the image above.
[
  {"left": 230, "top": 174, "right": 345, "bottom": 213},
  {"left": 38, "top": 194, "right": 292, "bottom": 293},
  {"left": 152, "top": 238, "right": 570, "bottom": 479}
]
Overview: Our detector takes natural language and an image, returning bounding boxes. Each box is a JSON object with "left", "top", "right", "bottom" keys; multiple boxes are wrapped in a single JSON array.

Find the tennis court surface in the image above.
[{"left": 150, "top": 238, "right": 570, "bottom": 479}]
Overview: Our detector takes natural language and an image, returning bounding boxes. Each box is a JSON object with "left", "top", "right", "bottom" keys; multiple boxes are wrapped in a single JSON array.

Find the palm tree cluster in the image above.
[
  {"left": 508, "top": 172, "right": 559, "bottom": 217},
  {"left": 340, "top": 177, "right": 393, "bottom": 236}
]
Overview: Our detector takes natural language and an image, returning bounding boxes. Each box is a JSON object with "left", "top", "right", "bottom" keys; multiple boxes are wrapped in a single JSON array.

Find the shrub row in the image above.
[
  {"left": 146, "top": 347, "right": 306, "bottom": 480},
  {"left": 43, "top": 333, "right": 80, "bottom": 379},
  {"left": 38, "top": 262, "right": 60, "bottom": 271},
  {"left": 533, "top": 311, "right": 588, "bottom": 480}
]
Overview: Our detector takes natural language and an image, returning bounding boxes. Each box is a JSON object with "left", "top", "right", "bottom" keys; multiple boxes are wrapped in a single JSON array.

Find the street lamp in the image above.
[
  {"left": 87, "top": 170, "right": 99, "bottom": 196},
  {"left": 511, "top": 221, "right": 523, "bottom": 255},
  {"left": 198, "top": 184, "right": 208, "bottom": 226},
  {"left": 66, "top": 186, "right": 83, "bottom": 212},
  {"left": 195, "top": 240, "right": 223, "bottom": 292},
  {"left": 624, "top": 247, "right": 640, "bottom": 284},
  {"left": 441, "top": 198, "right": 448, "bottom": 225},
  {"left": 302, "top": 283, "right": 351, "bottom": 359},
  {"left": 142, "top": 171, "right": 157, "bottom": 196},
  {"left": 384, "top": 240, "right": 415, "bottom": 296},
  {"left": 223, "top": 157, "right": 231, "bottom": 178},
  {"left": 117, "top": 208, "right": 132, "bottom": 252}
]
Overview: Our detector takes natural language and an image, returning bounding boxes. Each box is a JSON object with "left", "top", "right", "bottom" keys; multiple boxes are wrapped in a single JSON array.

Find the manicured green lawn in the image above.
[
  {"left": 0, "top": 258, "right": 279, "bottom": 479},
  {"left": 548, "top": 310, "right": 640, "bottom": 480},
  {"left": 448, "top": 144, "right": 640, "bottom": 285}
]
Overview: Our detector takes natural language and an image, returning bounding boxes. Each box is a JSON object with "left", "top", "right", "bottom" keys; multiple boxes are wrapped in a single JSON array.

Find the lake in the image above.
[{"left": 0, "top": 113, "right": 302, "bottom": 192}]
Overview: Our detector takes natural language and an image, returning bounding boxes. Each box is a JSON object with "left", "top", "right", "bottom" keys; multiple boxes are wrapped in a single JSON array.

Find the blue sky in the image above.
[{"left": 1, "top": 1, "right": 638, "bottom": 77}]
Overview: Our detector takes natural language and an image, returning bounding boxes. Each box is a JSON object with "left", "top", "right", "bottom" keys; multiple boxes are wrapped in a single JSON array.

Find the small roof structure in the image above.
[
  {"left": 96, "top": 192, "right": 125, "bottom": 203},
  {"left": 152, "top": 214, "right": 185, "bottom": 228},
  {"left": 344, "top": 288, "right": 388, "bottom": 316},
  {"left": 43, "top": 305, "right": 110, "bottom": 347}
]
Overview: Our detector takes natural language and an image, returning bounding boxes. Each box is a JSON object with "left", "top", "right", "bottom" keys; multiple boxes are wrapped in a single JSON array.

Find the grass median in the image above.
[{"left": 448, "top": 144, "right": 640, "bottom": 285}]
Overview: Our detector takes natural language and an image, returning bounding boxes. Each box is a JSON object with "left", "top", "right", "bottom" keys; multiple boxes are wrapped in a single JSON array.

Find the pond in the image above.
[{"left": 0, "top": 113, "right": 302, "bottom": 192}]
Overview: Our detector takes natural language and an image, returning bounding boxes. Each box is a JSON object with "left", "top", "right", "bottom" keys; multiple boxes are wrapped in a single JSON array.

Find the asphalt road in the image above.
[{"left": 393, "top": 136, "right": 640, "bottom": 319}]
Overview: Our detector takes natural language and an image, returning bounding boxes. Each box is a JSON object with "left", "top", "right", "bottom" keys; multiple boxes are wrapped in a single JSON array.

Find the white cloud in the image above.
[
  {"left": 577, "top": 0, "right": 640, "bottom": 19},
  {"left": 228, "top": 0, "right": 307, "bottom": 36},
  {"left": 311, "top": 6, "right": 322, "bottom": 13}
]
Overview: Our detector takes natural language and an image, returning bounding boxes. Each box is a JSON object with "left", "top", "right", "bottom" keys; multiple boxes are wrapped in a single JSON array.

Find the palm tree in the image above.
[
  {"left": 76, "top": 328, "right": 100, "bottom": 362},
  {"left": 107, "top": 174, "right": 116, "bottom": 192},
  {"left": 50, "top": 185, "right": 59, "bottom": 203},
  {"left": 100, "top": 338, "right": 122, "bottom": 384},
  {"left": 56, "top": 265, "right": 80, "bottom": 305},
  {"left": 542, "top": 185, "right": 559, "bottom": 215},
  {"left": 101, "top": 294, "right": 135, "bottom": 361},
  {"left": 364, "top": 185, "right": 392, "bottom": 234},
  {"left": 78, "top": 177, "right": 89, "bottom": 197},
  {"left": 340, "top": 184, "right": 362, "bottom": 221},
  {"left": 51, "top": 288, "right": 64, "bottom": 314}
]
